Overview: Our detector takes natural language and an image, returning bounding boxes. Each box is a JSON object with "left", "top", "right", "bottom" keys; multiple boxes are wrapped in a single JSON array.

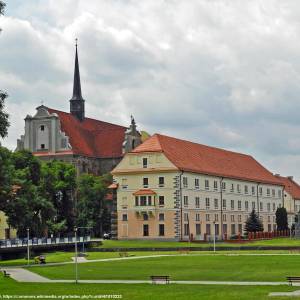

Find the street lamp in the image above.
[
  {"left": 213, "top": 221, "right": 216, "bottom": 253},
  {"left": 26, "top": 228, "right": 30, "bottom": 265},
  {"left": 74, "top": 227, "right": 78, "bottom": 284}
]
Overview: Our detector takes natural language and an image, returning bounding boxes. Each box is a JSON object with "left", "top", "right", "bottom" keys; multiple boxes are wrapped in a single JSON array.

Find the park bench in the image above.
[
  {"left": 150, "top": 275, "right": 170, "bottom": 284},
  {"left": 286, "top": 276, "right": 300, "bottom": 286},
  {"left": 119, "top": 252, "right": 135, "bottom": 258},
  {"left": 2, "top": 270, "right": 10, "bottom": 277},
  {"left": 178, "top": 249, "right": 190, "bottom": 255}
]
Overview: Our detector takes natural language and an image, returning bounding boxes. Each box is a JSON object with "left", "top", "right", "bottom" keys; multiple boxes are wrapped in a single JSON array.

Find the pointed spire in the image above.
[
  {"left": 71, "top": 38, "right": 83, "bottom": 101},
  {"left": 70, "top": 38, "right": 85, "bottom": 121}
]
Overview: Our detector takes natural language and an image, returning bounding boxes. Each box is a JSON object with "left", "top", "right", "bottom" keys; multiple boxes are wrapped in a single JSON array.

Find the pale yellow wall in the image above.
[{"left": 0, "top": 211, "right": 16, "bottom": 239}]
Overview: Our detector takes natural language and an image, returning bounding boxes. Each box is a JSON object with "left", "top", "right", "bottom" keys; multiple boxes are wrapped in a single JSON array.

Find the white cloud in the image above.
[{"left": 2, "top": 0, "right": 300, "bottom": 181}]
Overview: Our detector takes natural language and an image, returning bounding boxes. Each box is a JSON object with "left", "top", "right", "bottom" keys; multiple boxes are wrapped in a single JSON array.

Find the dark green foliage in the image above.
[
  {"left": 245, "top": 209, "right": 264, "bottom": 233},
  {"left": 77, "top": 173, "right": 111, "bottom": 237},
  {"left": 275, "top": 207, "right": 288, "bottom": 230}
]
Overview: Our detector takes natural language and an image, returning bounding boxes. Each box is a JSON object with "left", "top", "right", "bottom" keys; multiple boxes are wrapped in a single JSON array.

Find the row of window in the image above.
[
  {"left": 123, "top": 213, "right": 165, "bottom": 221},
  {"left": 183, "top": 177, "right": 282, "bottom": 198},
  {"left": 134, "top": 195, "right": 165, "bottom": 206},
  {"left": 184, "top": 196, "right": 281, "bottom": 211}
]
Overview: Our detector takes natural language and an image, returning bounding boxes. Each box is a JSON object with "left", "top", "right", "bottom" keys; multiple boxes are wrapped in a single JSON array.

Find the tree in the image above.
[
  {"left": 245, "top": 210, "right": 264, "bottom": 233},
  {"left": 76, "top": 173, "right": 111, "bottom": 237},
  {"left": 276, "top": 207, "right": 288, "bottom": 231},
  {"left": 40, "top": 160, "right": 76, "bottom": 235},
  {"left": 0, "top": 2, "right": 9, "bottom": 140}
]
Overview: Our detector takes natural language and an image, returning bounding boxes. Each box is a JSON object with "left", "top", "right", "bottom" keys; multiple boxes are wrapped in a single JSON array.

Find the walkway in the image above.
[{"left": 6, "top": 268, "right": 299, "bottom": 286}]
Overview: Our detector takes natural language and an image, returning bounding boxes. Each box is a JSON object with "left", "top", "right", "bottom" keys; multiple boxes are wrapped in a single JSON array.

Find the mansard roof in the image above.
[
  {"left": 132, "top": 134, "right": 283, "bottom": 186},
  {"left": 48, "top": 108, "right": 126, "bottom": 158},
  {"left": 275, "top": 175, "right": 300, "bottom": 199}
]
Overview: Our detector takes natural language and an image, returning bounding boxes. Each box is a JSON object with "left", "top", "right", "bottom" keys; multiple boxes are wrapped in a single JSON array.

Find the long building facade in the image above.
[{"left": 112, "top": 134, "right": 285, "bottom": 240}]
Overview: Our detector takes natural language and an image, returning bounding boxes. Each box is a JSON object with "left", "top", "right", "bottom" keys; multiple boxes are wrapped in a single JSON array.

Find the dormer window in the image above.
[{"left": 143, "top": 158, "right": 148, "bottom": 168}]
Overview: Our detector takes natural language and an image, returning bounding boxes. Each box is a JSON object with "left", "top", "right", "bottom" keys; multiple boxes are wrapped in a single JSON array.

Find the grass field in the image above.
[
  {"left": 0, "top": 275, "right": 298, "bottom": 300},
  {"left": 100, "top": 237, "right": 300, "bottom": 248},
  {"left": 29, "top": 254, "right": 300, "bottom": 282}
]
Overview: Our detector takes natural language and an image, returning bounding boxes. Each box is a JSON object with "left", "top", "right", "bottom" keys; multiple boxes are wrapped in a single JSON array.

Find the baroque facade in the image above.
[
  {"left": 112, "top": 134, "right": 286, "bottom": 240},
  {"left": 16, "top": 43, "right": 142, "bottom": 175}
]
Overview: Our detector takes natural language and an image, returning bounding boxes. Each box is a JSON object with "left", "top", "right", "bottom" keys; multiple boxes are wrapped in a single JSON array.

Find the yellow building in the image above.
[
  {"left": 0, "top": 211, "right": 16, "bottom": 240},
  {"left": 112, "top": 134, "right": 285, "bottom": 241}
]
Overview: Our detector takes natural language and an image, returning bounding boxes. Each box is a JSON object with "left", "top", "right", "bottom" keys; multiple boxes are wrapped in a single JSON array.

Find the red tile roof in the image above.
[
  {"left": 275, "top": 176, "right": 300, "bottom": 199},
  {"left": 47, "top": 108, "right": 126, "bottom": 158},
  {"left": 132, "top": 134, "right": 283, "bottom": 186},
  {"left": 133, "top": 189, "right": 157, "bottom": 196}
]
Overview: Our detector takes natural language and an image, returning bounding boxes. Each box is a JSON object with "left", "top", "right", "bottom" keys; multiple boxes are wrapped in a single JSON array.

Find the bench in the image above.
[
  {"left": 150, "top": 275, "right": 170, "bottom": 284},
  {"left": 286, "top": 276, "right": 300, "bottom": 286},
  {"left": 2, "top": 270, "right": 10, "bottom": 277},
  {"left": 178, "top": 249, "right": 190, "bottom": 255},
  {"left": 119, "top": 252, "right": 135, "bottom": 258}
]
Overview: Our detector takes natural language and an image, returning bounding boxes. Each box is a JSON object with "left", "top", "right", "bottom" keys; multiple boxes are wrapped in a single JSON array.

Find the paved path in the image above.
[
  {"left": 269, "top": 290, "right": 300, "bottom": 297},
  {"left": 6, "top": 268, "right": 298, "bottom": 286}
]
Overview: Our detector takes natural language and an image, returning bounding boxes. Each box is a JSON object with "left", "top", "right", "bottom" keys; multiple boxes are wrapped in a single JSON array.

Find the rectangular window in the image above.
[
  {"left": 206, "top": 224, "right": 211, "bottom": 235},
  {"left": 214, "top": 214, "right": 219, "bottom": 222},
  {"left": 159, "top": 177, "right": 164, "bottom": 187},
  {"left": 195, "top": 178, "right": 199, "bottom": 189},
  {"left": 206, "top": 214, "right": 210, "bottom": 221},
  {"left": 244, "top": 185, "right": 248, "bottom": 194},
  {"left": 252, "top": 202, "right": 256, "bottom": 210},
  {"left": 40, "top": 144, "right": 45, "bottom": 149},
  {"left": 195, "top": 197, "right": 200, "bottom": 208},
  {"left": 135, "top": 196, "right": 139, "bottom": 206},
  {"left": 184, "top": 213, "right": 189, "bottom": 222},
  {"left": 159, "top": 213, "right": 164, "bottom": 221},
  {"left": 122, "top": 214, "right": 128, "bottom": 221},
  {"left": 238, "top": 215, "right": 241, "bottom": 222},
  {"left": 259, "top": 187, "right": 263, "bottom": 196},
  {"left": 196, "top": 213, "right": 200, "bottom": 221},
  {"left": 223, "top": 224, "right": 227, "bottom": 234},
  {"left": 183, "top": 177, "right": 188, "bottom": 188},
  {"left": 245, "top": 201, "right": 249, "bottom": 211},
  {"left": 238, "top": 224, "right": 242, "bottom": 234},
  {"left": 184, "top": 196, "right": 189, "bottom": 206},
  {"left": 238, "top": 200, "right": 241, "bottom": 210},
  {"left": 205, "top": 198, "right": 210, "bottom": 209},
  {"left": 159, "top": 224, "right": 165, "bottom": 236},
  {"left": 268, "top": 224, "right": 272, "bottom": 232},
  {"left": 159, "top": 196, "right": 165, "bottom": 206},
  {"left": 222, "top": 182, "right": 226, "bottom": 191},
  {"left": 143, "top": 224, "right": 149, "bottom": 236},
  {"left": 231, "top": 215, "right": 235, "bottom": 222},
  {"left": 222, "top": 214, "right": 227, "bottom": 221},
  {"left": 143, "top": 158, "right": 148, "bottom": 168},
  {"left": 278, "top": 190, "right": 282, "bottom": 198},
  {"left": 215, "top": 224, "right": 220, "bottom": 235},
  {"left": 143, "top": 177, "right": 149, "bottom": 188},
  {"left": 214, "top": 198, "right": 218, "bottom": 209},
  {"left": 205, "top": 180, "right": 209, "bottom": 190},
  {"left": 267, "top": 188, "right": 270, "bottom": 196},
  {"left": 148, "top": 196, "right": 152, "bottom": 206},
  {"left": 140, "top": 196, "right": 147, "bottom": 206},
  {"left": 267, "top": 203, "right": 271, "bottom": 212},
  {"left": 214, "top": 181, "right": 218, "bottom": 190},
  {"left": 121, "top": 178, "right": 128, "bottom": 189},
  {"left": 196, "top": 224, "right": 201, "bottom": 235},
  {"left": 230, "top": 183, "right": 234, "bottom": 192},
  {"left": 237, "top": 184, "right": 241, "bottom": 193},
  {"left": 231, "top": 224, "right": 236, "bottom": 235},
  {"left": 260, "top": 202, "right": 263, "bottom": 211},
  {"left": 252, "top": 186, "right": 255, "bottom": 195},
  {"left": 272, "top": 189, "right": 275, "bottom": 197},
  {"left": 143, "top": 213, "right": 148, "bottom": 221},
  {"left": 40, "top": 125, "right": 45, "bottom": 131},
  {"left": 231, "top": 200, "right": 234, "bottom": 210},
  {"left": 184, "top": 224, "right": 189, "bottom": 236},
  {"left": 268, "top": 215, "right": 271, "bottom": 222},
  {"left": 222, "top": 199, "right": 227, "bottom": 210},
  {"left": 273, "top": 203, "right": 275, "bottom": 211}
]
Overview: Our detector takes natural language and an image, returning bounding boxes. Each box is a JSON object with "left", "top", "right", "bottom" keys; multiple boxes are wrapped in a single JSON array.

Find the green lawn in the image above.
[
  {"left": 0, "top": 275, "right": 298, "bottom": 300},
  {"left": 30, "top": 254, "right": 300, "bottom": 282},
  {"left": 100, "top": 237, "right": 300, "bottom": 248}
]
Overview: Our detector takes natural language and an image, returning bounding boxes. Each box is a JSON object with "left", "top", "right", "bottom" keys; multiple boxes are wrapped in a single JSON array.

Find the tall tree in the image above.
[
  {"left": 245, "top": 210, "right": 264, "bottom": 233},
  {"left": 76, "top": 173, "right": 111, "bottom": 237},
  {"left": 0, "top": 146, "right": 13, "bottom": 207},
  {"left": 0, "top": 1, "right": 9, "bottom": 140},
  {"left": 40, "top": 160, "right": 76, "bottom": 235},
  {"left": 276, "top": 207, "right": 288, "bottom": 231}
]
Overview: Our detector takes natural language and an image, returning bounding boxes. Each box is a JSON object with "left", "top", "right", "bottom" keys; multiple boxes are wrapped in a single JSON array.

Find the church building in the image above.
[{"left": 16, "top": 43, "right": 142, "bottom": 175}]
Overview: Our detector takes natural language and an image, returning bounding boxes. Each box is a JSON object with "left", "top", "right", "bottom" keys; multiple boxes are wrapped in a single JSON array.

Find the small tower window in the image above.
[
  {"left": 40, "top": 125, "right": 45, "bottom": 131},
  {"left": 41, "top": 144, "right": 45, "bottom": 149}
]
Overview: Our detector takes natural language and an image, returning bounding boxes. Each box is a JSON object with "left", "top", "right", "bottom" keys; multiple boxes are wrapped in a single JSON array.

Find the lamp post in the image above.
[
  {"left": 74, "top": 227, "right": 78, "bottom": 284},
  {"left": 26, "top": 228, "right": 30, "bottom": 265},
  {"left": 213, "top": 221, "right": 216, "bottom": 253}
]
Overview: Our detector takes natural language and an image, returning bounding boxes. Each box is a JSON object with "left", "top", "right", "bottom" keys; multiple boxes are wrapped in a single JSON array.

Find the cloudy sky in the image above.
[{"left": 1, "top": 0, "right": 300, "bottom": 180}]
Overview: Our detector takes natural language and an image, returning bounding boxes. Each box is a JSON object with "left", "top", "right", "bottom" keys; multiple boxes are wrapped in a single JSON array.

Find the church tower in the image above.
[{"left": 70, "top": 39, "right": 85, "bottom": 121}]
